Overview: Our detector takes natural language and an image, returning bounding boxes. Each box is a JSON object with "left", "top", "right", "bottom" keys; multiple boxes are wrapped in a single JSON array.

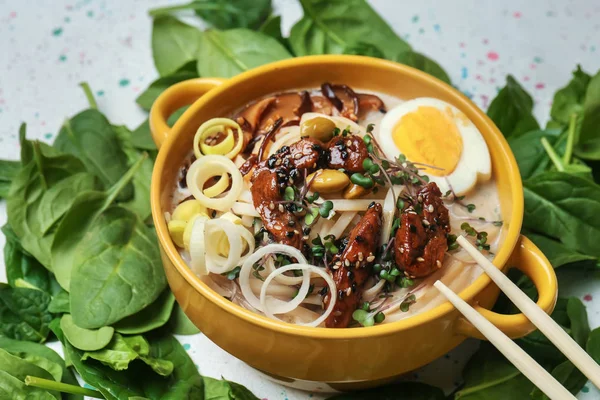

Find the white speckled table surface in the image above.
[{"left": 1, "top": 1, "right": 599, "bottom": 399}]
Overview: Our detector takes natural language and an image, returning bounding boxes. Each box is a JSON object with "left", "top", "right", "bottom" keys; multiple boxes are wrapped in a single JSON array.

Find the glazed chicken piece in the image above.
[
  {"left": 327, "top": 134, "right": 369, "bottom": 172},
  {"left": 324, "top": 202, "right": 383, "bottom": 328},
  {"left": 394, "top": 183, "right": 450, "bottom": 278},
  {"left": 251, "top": 138, "right": 327, "bottom": 249}
]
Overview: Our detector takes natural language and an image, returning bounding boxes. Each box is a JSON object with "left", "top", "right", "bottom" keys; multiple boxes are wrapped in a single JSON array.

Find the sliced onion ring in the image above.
[
  {"left": 204, "top": 219, "right": 243, "bottom": 274},
  {"left": 203, "top": 173, "right": 229, "bottom": 198},
  {"left": 239, "top": 244, "right": 307, "bottom": 311},
  {"left": 260, "top": 263, "right": 337, "bottom": 327},
  {"left": 189, "top": 215, "right": 209, "bottom": 276},
  {"left": 193, "top": 118, "right": 243, "bottom": 159},
  {"left": 186, "top": 155, "right": 243, "bottom": 211}
]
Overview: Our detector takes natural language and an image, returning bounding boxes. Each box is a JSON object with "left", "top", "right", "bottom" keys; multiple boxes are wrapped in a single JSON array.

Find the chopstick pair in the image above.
[{"left": 435, "top": 235, "right": 600, "bottom": 400}]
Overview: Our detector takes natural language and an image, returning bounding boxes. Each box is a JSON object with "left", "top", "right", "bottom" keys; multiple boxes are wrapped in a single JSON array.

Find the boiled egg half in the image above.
[{"left": 376, "top": 98, "right": 491, "bottom": 195}]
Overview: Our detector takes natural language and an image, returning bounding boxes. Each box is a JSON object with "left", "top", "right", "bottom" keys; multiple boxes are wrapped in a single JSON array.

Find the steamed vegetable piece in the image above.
[
  {"left": 7, "top": 125, "right": 93, "bottom": 268},
  {"left": 487, "top": 75, "right": 540, "bottom": 138},
  {"left": 151, "top": 16, "right": 202, "bottom": 77},
  {"left": 0, "top": 283, "right": 53, "bottom": 342},
  {"left": 196, "top": 29, "right": 292, "bottom": 78},
  {"left": 289, "top": 0, "right": 410, "bottom": 58}
]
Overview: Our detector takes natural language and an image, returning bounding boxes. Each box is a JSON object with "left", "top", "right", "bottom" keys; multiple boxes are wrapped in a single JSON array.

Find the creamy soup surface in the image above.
[{"left": 166, "top": 85, "right": 504, "bottom": 328}]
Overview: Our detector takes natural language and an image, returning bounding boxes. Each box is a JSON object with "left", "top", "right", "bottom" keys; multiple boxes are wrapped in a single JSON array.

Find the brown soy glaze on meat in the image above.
[
  {"left": 324, "top": 202, "right": 383, "bottom": 328},
  {"left": 328, "top": 135, "right": 369, "bottom": 173},
  {"left": 250, "top": 138, "right": 328, "bottom": 249},
  {"left": 394, "top": 183, "right": 450, "bottom": 278}
]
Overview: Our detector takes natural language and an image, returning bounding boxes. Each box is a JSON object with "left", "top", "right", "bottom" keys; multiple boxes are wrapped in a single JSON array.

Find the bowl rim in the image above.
[{"left": 151, "top": 54, "right": 524, "bottom": 340}]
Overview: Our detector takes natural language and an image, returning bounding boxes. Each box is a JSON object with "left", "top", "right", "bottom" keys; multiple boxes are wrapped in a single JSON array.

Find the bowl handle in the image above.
[
  {"left": 454, "top": 235, "right": 558, "bottom": 339},
  {"left": 149, "top": 77, "right": 226, "bottom": 149}
]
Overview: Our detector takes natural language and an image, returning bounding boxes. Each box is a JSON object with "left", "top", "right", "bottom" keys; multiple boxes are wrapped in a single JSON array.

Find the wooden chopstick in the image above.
[
  {"left": 456, "top": 235, "right": 600, "bottom": 389},
  {"left": 434, "top": 280, "right": 576, "bottom": 400}
]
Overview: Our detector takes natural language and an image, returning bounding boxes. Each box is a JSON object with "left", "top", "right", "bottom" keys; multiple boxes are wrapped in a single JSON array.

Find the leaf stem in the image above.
[
  {"left": 541, "top": 137, "right": 564, "bottom": 172},
  {"left": 79, "top": 82, "right": 98, "bottom": 109},
  {"left": 148, "top": 2, "right": 222, "bottom": 17},
  {"left": 32, "top": 141, "right": 48, "bottom": 190},
  {"left": 25, "top": 376, "right": 104, "bottom": 399},
  {"left": 562, "top": 113, "right": 577, "bottom": 166},
  {"left": 105, "top": 152, "right": 148, "bottom": 207}
]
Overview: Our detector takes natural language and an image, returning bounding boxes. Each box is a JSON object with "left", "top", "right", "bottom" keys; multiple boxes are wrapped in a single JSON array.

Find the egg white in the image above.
[{"left": 377, "top": 97, "right": 491, "bottom": 196}]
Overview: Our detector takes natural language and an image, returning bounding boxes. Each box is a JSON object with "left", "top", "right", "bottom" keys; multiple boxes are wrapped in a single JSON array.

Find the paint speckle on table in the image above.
[
  {"left": 584, "top": 294, "right": 593, "bottom": 302},
  {"left": 119, "top": 78, "right": 130, "bottom": 87},
  {"left": 183, "top": 343, "right": 191, "bottom": 350},
  {"left": 52, "top": 27, "right": 63, "bottom": 36},
  {"left": 487, "top": 51, "right": 499, "bottom": 61}
]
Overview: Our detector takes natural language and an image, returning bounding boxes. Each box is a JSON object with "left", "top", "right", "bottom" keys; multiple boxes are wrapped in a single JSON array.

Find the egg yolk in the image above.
[{"left": 392, "top": 106, "right": 463, "bottom": 176}]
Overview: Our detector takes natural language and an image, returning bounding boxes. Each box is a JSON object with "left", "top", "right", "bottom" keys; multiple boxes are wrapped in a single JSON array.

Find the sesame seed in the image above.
[
  {"left": 274, "top": 225, "right": 282, "bottom": 231},
  {"left": 346, "top": 140, "right": 352, "bottom": 146},
  {"left": 436, "top": 260, "right": 442, "bottom": 268},
  {"left": 417, "top": 195, "right": 423, "bottom": 203},
  {"left": 404, "top": 271, "right": 410, "bottom": 277},
  {"left": 294, "top": 153, "right": 303, "bottom": 159},
  {"left": 417, "top": 257, "right": 425, "bottom": 262},
  {"left": 366, "top": 255, "right": 375, "bottom": 262},
  {"left": 346, "top": 287, "right": 352, "bottom": 295},
  {"left": 334, "top": 311, "right": 342, "bottom": 317},
  {"left": 358, "top": 252, "right": 364, "bottom": 261},
  {"left": 344, "top": 259, "right": 350, "bottom": 267},
  {"left": 428, "top": 205, "right": 434, "bottom": 213},
  {"left": 269, "top": 202, "right": 275, "bottom": 210},
  {"left": 410, "top": 275, "right": 416, "bottom": 279},
  {"left": 294, "top": 230, "right": 300, "bottom": 235},
  {"left": 422, "top": 219, "right": 430, "bottom": 226},
  {"left": 275, "top": 159, "right": 282, "bottom": 166},
  {"left": 333, "top": 264, "right": 340, "bottom": 270},
  {"left": 289, "top": 178, "right": 294, "bottom": 184},
  {"left": 278, "top": 204, "right": 285, "bottom": 212},
  {"left": 399, "top": 247, "right": 404, "bottom": 253},
  {"left": 335, "top": 261, "right": 342, "bottom": 266},
  {"left": 355, "top": 261, "right": 360, "bottom": 268},
  {"left": 303, "top": 235, "right": 309, "bottom": 240}
]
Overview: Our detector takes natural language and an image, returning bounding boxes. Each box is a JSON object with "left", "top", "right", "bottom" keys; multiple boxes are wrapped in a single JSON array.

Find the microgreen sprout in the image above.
[
  {"left": 400, "top": 294, "right": 417, "bottom": 312},
  {"left": 460, "top": 222, "right": 490, "bottom": 251},
  {"left": 223, "top": 266, "right": 241, "bottom": 280}
]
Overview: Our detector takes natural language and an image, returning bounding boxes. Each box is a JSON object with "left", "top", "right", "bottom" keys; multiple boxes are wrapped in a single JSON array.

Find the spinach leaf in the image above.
[
  {"left": 566, "top": 297, "right": 590, "bottom": 347},
  {"left": 394, "top": 51, "right": 451, "bottom": 85},
  {"left": 289, "top": 0, "right": 410, "bottom": 59},
  {"left": 550, "top": 65, "right": 591, "bottom": 125},
  {"left": 0, "top": 336, "right": 82, "bottom": 400},
  {"left": 526, "top": 232, "right": 597, "bottom": 269},
  {"left": 152, "top": 16, "right": 202, "bottom": 77},
  {"left": 0, "top": 159, "right": 20, "bottom": 199},
  {"left": 197, "top": 29, "right": 292, "bottom": 78},
  {"left": 507, "top": 129, "right": 560, "bottom": 179},
  {"left": 454, "top": 343, "right": 534, "bottom": 399},
  {"left": 131, "top": 106, "right": 187, "bottom": 153},
  {"left": 60, "top": 314, "right": 115, "bottom": 351},
  {"left": 487, "top": 75, "right": 540, "bottom": 138},
  {"left": 166, "top": 302, "right": 200, "bottom": 335},
  {"left": 13, "top": 352, "right": 63, "bottom": 382},
  {"left": 4, "top": 224, "right": 53, "bottom": 293},
  {"left": 54, "top": 109, "right": 131, "bottom": 199},
  {"left": 113, "top": 125, "right": 153, "bottom": 221},
  {"left": 588, "top": 327, "right": 600, "bottom": 363},
  {"left": 69, "top": 206, "right": 165, "bottom": 328},
  {"left": 8, "top": 128, "right": 89, "bottom": 269},
  {"left": 51, "top": 320, "right": 146, "bottom": 400},
  {"left": 326, "top": 382, "right": 444, "bottom": 399},
  {"left": 259, "top": 14, "right": 286, "bottom": 48},
  {"left": 150, "top": 0, "right": 272, "bottom": 30},
  {"left": 0, "top": 284, "right": 53, "bottom": 343},
  {"left": 343, "top": 42, "right": 385, "bottom": 58},
  {"left": 114, "top": 290, "right": 176, "bottom": 335},
  {"left": 136, "top": 61, "right": 198, "bottom": 111},
  {"left": 0, "top": 370, "right": 55, "bottom": 400},
  {"left": 81, "top": 333, "right": 174, "bottom": 376},
  {"left": 48, "top": 290, "right": 70, "bottom": 314},
  {"left": 51, "top": 154, "right": 147, "bottom": 290},
  {"left": 575, "top": 70, "right": 600, "bottom": 160},
  {"left": 523, "top": 171, "right": 600, "bottom": 257},
  {"left": 0, "top": 348, "right": 56, "bottom": 384},
  {"left": 159, "top": 375, "right": 205, "bottom": 399},
  {"left": 530, "top": 360, "right": 587, "bottom": 399}
]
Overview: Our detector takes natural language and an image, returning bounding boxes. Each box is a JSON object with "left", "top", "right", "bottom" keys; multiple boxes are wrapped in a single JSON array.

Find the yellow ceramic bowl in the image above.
[{"left": 149, "top": 55, "right": 558, "bottom": 388}]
